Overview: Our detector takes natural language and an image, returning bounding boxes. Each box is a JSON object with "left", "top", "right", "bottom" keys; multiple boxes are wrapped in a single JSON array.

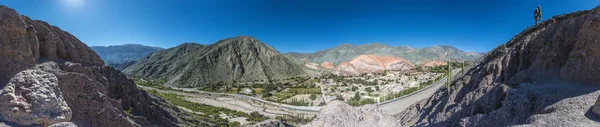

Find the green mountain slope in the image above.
[{"left": 123, "top": 36, "right": 312, "bottom": 87}]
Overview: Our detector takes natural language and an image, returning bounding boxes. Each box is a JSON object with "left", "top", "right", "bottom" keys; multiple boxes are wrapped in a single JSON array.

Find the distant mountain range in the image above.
[
  {"left": 123, "top": 36, "right": 317, "bottom": 87},
  {"left": 105, "top": 37, "right": 483, "bottom": 86},
  {"left": 90, "top": 44, "right": 163, "bottom": 69},
  {"left": 285, "top": 43, "right": 483, "bottom": 66}
]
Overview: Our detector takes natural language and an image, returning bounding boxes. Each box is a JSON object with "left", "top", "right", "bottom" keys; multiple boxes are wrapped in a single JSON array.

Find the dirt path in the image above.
[
  {"left": 377, "top": 77, "right": 445, "bottom": 115},
  {"left": 377, "top": 69, "right": 458, "bottom": 115}
]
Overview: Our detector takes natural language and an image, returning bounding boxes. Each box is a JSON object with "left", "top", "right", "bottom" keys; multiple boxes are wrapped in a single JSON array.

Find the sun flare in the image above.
[{"left": 62, "top": 0, "right": 83, "bottom": 8}]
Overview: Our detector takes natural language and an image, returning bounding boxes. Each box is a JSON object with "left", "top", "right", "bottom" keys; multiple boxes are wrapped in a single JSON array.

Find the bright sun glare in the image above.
[{"left": 63, "top": 0, "right": 83, "bottom": 9}]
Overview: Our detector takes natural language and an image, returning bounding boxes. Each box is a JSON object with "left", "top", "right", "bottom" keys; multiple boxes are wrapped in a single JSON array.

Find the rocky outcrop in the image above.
[
  {"left": 0, "top": 5, "right": 199, "bottom": 127},
  {"left": 320, "top": 62, "right": 334, "bottom": 69},
  {"left": 303, "top": 100, "right": 399, "bottom": 127},
  {"left": 594, "top": 96, "right": 600, "bottom": 116},
  {"left": 395, "top": 6, "right": 600, "bottom": 127},
  {"left": 124, "top": 36, "right": 312, "bottom": 87},
  {"left": 0, "top": 6, "right": 102, "bottom": 86},
  {"left": 332, "top": 54, "right": 413, "bottom": 76},
  {"left": 0, "top": 70, "right": 71, "bottom": 126},
  {"left": 420, "top": 60, "right": 448, "bottom": 67}
]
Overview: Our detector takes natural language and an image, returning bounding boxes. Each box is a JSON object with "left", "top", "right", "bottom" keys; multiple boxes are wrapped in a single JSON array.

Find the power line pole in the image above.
[
  {"left": 462, "top": 61, "right": 465, "bottom": 75},
  {"left": 447, "top": 60, "right": 451, "bottom": 93}
]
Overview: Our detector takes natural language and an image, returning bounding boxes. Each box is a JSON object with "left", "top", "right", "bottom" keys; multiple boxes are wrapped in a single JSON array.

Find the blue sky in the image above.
[{"left": 1, "top": 0, "right": 598, "bottom": 53}]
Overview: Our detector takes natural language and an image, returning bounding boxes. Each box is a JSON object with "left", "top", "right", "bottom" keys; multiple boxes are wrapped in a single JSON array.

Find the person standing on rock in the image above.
[
  {"left": 534, "top": 5, "right": 542, "bottom": 25},
  {"left": 534, "top": 9, "right": 538, "bottom": 25}
]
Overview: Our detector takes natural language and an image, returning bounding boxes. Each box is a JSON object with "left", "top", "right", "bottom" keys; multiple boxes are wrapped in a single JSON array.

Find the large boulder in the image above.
[{"left": 0, "top": 70, "right": 71, "bottom": 126}]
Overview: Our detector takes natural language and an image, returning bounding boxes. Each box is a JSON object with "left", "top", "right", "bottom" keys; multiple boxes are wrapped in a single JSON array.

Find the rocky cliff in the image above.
[
  {"left": 395, "top": 6, "right": 600, "bottom": 127},
  {"left": 124, "top": 36, "right": 315, "bottom": 87},
  {"left": 332, "top": 54, "right": 413, "bottom": 76},
  {"left": 0, "top": 5, "right": 201, "bottom": 127}
]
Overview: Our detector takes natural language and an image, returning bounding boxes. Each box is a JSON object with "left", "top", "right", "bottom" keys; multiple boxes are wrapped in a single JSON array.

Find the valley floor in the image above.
[{"left": 137, "top": 85, "right": 318, "bottom": 124}]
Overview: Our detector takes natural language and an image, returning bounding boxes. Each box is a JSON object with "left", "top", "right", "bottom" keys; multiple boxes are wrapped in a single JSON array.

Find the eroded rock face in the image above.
[
  {"left": 394, "top": 6, "right": 600, "bottom": 127},
  {"left": 303, "top": 100, "right": 399, "bottom": 127},
  {"left": 320, "top": 62, "right": 334, "bottom": 69},
  {"left": 0, "top": 5, "right": 103, "bottom": 86},
  {"left": 0, "top": 70, "right": 71, "bottom": 126},
  {"left": 0, "top": 5, "right": 197, "bottom": 127},
  {"left": 332, "top": 54, "right": 413, "bottom": 76}
]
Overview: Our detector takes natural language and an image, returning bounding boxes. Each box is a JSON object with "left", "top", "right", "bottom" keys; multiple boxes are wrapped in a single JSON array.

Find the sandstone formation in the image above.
[
  {"left": 286, "top": 43, "right": 482, "bottom": 65},
  {"left": 300, "top": 59, "right": 321, "bottom": 70},
  {"left": 320, "top": 62, "right": 334, "bottom": 69},
  {"left": 420, "top": 60, "right": 448, "bottom": 67},
  {"left": 332, "top": 54, "right": 413, "bottom": 76},
  {"left": 0, "top": 5, "right": 201, "bottom": 127},
  {"left": 395, "top": 7, "right": 600, "bottom": 127},
  {"left": 0, "top": 70, "right": 71, "bottom": 126},
  {"left": 124, "top": 36, "right": 316, "bottom": 87},
  {"left": 303, "top": 100, "right": 399, "bottom": 127}
]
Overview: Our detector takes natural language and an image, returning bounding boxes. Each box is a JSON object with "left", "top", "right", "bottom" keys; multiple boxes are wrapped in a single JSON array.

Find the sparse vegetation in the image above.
[
  {"left": 309, "top": 93, "right": 317, "bottom": 100},
  {"left": 145, "top": 90, "right": 268, "bottom": 125},
  {"left": 275, "top": 114, "right": 315, "bottom": 125}
]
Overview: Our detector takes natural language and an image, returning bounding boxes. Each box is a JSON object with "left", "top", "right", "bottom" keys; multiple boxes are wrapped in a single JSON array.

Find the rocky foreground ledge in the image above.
[
  {"left": 304, "top": 5, "right": 600, "bottom": 127},
  {"left": 0, "top": 5, "right": 200, "bottom": 127},
  {"left": 303, "top": 100, "right": 399, "bottom": 127}
]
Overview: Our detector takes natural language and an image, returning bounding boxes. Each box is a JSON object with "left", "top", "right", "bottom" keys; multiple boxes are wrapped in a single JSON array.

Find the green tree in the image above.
[
  {"left": 309, "top": 93, "right": 317, "bottom": 100},
  {"left": 375, "top": 86, "right": 380, "bottom": 91},
  {"left": 335, "top": 94, "right": 344, "bottom": 101},
  {"left": 353, "top": 92, "right": 361, "bottom": 101},
  {"left": 365, "top": 87, "right": 373, "bottom": 93},
  {"left": 228, "top": 121, "right": 240, "bottom": 127}
]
